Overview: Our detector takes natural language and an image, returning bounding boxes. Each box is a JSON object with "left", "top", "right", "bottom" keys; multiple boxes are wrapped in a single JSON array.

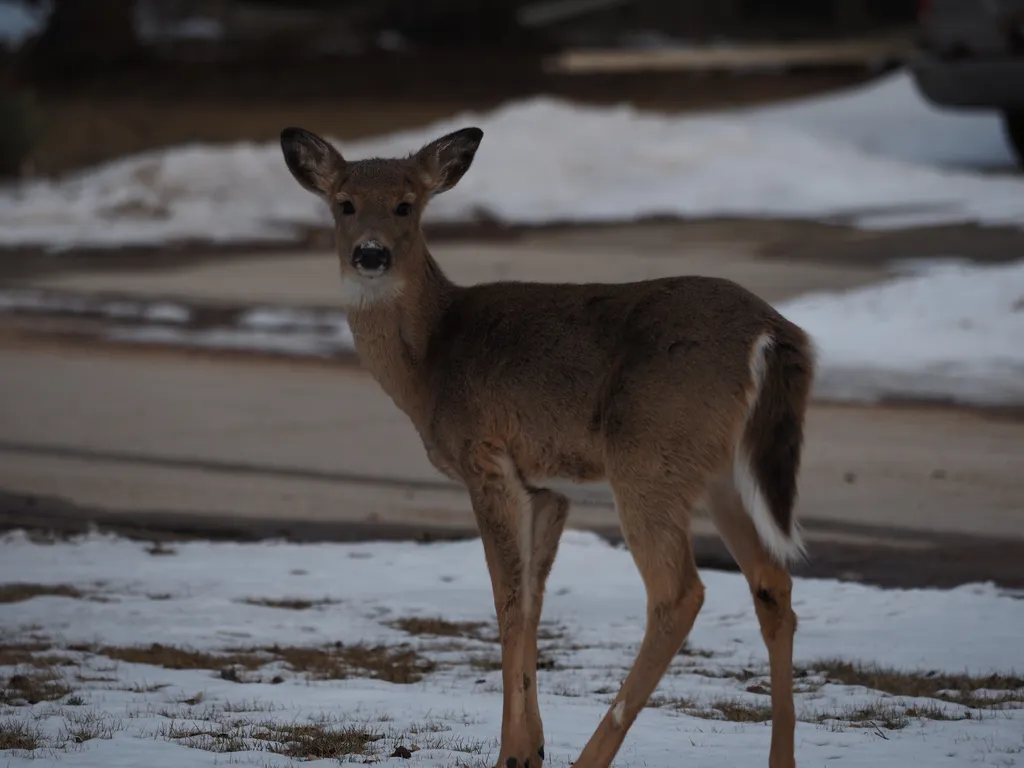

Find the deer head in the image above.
[{"left": 280, "top": 125, "right": 483, "bottom": 308}]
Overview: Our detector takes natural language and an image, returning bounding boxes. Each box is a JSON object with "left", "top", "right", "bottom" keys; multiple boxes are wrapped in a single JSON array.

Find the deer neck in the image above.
[{"left": 345, "top": 246, "right": 452, "bottom": 426}]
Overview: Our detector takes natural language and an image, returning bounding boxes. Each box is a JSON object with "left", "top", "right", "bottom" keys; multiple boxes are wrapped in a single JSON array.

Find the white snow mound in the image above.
[
  {"left": 0, "top": 71, "right": 1020, "bottom": 248},
  {"left": 778, "top": 259, "right": 1024, "bottom": 406}
]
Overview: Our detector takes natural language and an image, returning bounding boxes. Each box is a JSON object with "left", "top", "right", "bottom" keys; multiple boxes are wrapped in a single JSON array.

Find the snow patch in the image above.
[
  {"left": 0, "top": 71, "right": 1019, "bottom": 248},
  {"left": 0, "top": 531, "right": 1022, "bottom": 767},
  {"left": 778, "top": 259, "right": 1024, "bottom": 406}
]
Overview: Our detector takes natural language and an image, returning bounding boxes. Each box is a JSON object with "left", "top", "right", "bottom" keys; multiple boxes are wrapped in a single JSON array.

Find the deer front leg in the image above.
[
  {"left": 465, "top": 446, "right": 546, "bottom": 768},
  {"left": 523, "top": 487, "right": 570, "bottom": 766}
]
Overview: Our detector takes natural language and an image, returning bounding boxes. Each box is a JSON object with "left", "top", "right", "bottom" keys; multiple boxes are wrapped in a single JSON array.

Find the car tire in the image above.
[{"left": 1004, "top": 110, "right": 1024, "bottom": 168}]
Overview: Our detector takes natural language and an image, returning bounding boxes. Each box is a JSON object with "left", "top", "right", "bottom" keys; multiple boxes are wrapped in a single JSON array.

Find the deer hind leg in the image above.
[
  {"left": 573, "top": 481, "right": 705, "bottom": 768},
  {"left": 464, "top": 445, "right": 556, "bottom": 768},
  {"left": 708, "top": 476, "right": 797, "bottom": 768}
]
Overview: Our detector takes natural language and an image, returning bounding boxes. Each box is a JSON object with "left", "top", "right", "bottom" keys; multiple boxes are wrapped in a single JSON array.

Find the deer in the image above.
[{"left": 279, "top": 123, "right": 815, "bottom": 768}]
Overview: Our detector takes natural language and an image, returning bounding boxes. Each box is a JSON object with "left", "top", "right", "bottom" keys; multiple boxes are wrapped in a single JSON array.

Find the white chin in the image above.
[{"left": 338, "top": 273, "right": 402, "bottom": 309}]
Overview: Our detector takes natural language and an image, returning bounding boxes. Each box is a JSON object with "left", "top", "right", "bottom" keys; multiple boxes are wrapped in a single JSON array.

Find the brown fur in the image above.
[{"left": 280, "top": 125, "right": 815, "bottom": 768}]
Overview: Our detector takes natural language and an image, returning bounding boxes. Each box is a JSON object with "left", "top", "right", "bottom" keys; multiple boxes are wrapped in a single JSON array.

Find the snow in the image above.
[
  {"left": 0, "top": 71, "right": 1019, "bottom": 249},
  {"left": 1, "top": 530, "right": 1023, "bottom": 767},
  {"left": 0, "top": 1, "right": 47, "bottom": 48},
  {"left": 778, "top": 259, "right": 1024, "bottom": 406}
]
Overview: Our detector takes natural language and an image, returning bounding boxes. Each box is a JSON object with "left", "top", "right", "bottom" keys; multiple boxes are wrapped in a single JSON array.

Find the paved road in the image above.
[
  {"left": 1, "top": 223, "right": 1022, "bottom": 589},
  {"left": 1, "top": 343, "right": 1022, "bottom": 588}
]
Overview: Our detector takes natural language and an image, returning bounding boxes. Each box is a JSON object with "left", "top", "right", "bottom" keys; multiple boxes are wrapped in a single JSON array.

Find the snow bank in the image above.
[
  {"left": 0, "top": 71, "right": 1019, "bottom": 249},
  {"left": 779, "top": 259, "right": 1024, "bottom": 406}
]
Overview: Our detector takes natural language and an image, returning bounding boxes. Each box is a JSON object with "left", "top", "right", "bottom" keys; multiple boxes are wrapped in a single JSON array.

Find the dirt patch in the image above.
[
  {"left": 1, "top": 668, "right": 72, "bottom": 706},
  {"left": 94, "top": 641, "right": 436, "bottom": 685},
  {"left": 0, "top": 583, "right": 85, "bottom": 604},
  {"left": 0, "top": 642, "right": 54, "bottom": 667},
  {"left": 240, "top": 597, "right": 340, "bottom": 611}
]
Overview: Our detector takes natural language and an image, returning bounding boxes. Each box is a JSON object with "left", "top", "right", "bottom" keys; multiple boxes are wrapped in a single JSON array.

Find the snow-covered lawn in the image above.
[
  {"left": 1, "top": 530, "right": 1023, "bottom": 767},
  {"left": 0, "top": 71, "right": 1019, "bottom": 249}
]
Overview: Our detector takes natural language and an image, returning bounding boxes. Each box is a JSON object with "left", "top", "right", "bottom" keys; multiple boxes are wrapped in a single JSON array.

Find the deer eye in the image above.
[
  {"left": 394, "top": 202, "right": 412, "bottom": 217},
  {"left": 340, "top": 200, "right": 355, "bottom": 215}
]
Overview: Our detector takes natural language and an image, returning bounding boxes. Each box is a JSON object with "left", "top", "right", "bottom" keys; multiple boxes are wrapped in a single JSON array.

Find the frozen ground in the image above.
[
  {"left": 0, "top": 71, "right": 1019, "bottom": 249},
  {"left": 1, "top": 530, "right": 1023, "bottom": 767}
]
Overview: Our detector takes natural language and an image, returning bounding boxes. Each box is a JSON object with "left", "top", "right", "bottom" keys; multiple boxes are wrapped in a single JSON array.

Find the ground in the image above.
[{"left": 1, "top": 531, "right": 1023, "bottom": 767}]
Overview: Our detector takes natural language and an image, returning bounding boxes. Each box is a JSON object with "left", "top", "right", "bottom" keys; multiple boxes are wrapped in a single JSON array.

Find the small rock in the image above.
[
  {"left": 390, "top": 745, "right": 413, "bottom": 759},
  {"left": 843, "top": 472, "right": 856, "bottom": 484},
  {"left": 271, "top": 675, "right": 285, "bottom": 684},
  {"left": 931, "top": 468, "right": 947, "bottom": 479}
]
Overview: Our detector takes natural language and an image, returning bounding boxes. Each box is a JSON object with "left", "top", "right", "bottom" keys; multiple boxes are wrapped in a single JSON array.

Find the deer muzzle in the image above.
[{"left": 351, "top": 241, "right": 392, "bottom": 277}]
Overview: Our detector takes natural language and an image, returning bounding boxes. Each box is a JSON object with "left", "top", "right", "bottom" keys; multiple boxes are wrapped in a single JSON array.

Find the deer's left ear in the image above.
[{"left": 414, "top": 127, "right": 483, "bottom": 195}]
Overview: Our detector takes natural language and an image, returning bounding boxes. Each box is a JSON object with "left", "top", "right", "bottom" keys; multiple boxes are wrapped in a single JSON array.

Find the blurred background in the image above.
[
  {"left": 0, "top": 0, "right": 947, "bottom": 177},
  {"left": 0, "top": 0, "right": 1022, "bottom": 589}
]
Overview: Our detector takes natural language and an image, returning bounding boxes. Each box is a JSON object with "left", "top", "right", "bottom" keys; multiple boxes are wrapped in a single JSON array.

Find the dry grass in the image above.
[
  {"left": 58, "top": 710, "right": 125, "bottom": 743},
  {"left": 0, "top": 718, "right": 45, "bottom": 751},
  {"left": 651, "top": 696, "right": 774, "bottom": 723},
  {"left": 653, "top": 688, "right": 975, "bottom": 729},
  {"left": 94, "top": 642, "right": 435, "bottom": 684},
  {"left": 154, "top": 710, "right": 486, "bottom": 760},
  {"left": 155, "top": 713, "right": 383, "bottom": 758},
  {"left": 241, "top": 597, "right": 340, "bottom": 611},
  {"left": 814, "top": 700, "right": 970, "bottom": 731},
  {"left": 262, "top": 720, "right": 381, "bottom": 759},
  {"left": 812, "top": 660, "right": 1024, "bottom": 708},
  {"left": 0, "top": 584, "right": 84, "bottom": 604},
  {"left": 390, "top": 617, "right": 490, "bottom": 641}
]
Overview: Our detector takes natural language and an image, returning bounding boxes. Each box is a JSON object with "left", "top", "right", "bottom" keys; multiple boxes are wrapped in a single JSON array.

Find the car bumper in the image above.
[{"left": 909, "top": 51, "right": 1024, "bottom": 109}]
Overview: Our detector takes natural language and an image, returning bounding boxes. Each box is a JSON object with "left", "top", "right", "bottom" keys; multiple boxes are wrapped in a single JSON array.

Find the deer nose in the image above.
[{"left": 351, "top": 241, "right": 392, "bottom": 274}]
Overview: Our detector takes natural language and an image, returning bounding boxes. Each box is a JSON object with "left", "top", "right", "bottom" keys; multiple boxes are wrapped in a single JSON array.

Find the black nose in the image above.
[{"left": 351, "top": 243, "right": 392, "bottom": 272}]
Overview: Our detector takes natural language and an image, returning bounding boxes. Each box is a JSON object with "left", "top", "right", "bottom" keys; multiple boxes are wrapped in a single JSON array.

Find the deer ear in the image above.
[
  {"left": 415, "top": 127, "right": 483, "bottom": 195},
  {"left": 280, "top": 127, "right": 345, "bottom": 197}
]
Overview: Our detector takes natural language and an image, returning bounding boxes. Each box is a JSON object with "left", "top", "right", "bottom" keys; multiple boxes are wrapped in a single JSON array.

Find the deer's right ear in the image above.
[{"left": 280, "top": 127, "right": 344, "bottom": 197}]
